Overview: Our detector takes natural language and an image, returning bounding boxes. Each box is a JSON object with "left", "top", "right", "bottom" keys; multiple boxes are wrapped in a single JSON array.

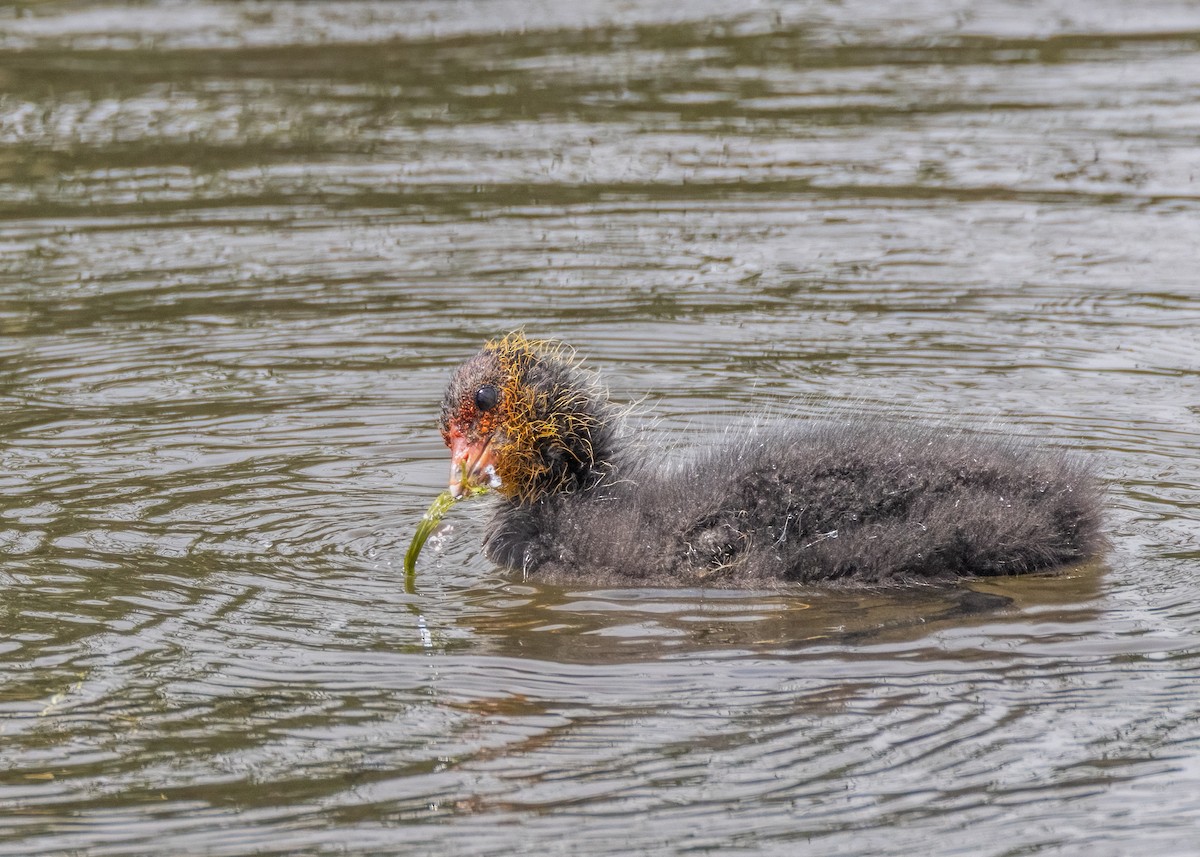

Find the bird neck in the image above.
[{"left": 499, "top": 351, "right": 620, "bottom": 505}]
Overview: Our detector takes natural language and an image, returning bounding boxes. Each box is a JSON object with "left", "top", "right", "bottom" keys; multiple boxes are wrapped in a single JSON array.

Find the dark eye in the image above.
[{"left": 474, "top": 385, "right": 499, "bottom": 412}]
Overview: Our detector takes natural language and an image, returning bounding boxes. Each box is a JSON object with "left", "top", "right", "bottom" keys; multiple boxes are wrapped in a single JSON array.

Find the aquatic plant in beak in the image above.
[{"left": 404, "top": 484, "right": 489, "bottom": 576}]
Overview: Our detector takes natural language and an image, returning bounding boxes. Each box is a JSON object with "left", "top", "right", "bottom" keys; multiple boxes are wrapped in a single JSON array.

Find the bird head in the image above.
[{"left": 438, "top": 332, "right": 612, "bottom": 505}]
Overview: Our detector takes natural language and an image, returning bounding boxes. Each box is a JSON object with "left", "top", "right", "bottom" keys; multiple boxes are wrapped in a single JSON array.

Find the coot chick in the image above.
[{"left": 438, "top": 332, "right": 1103, "bottom": 587}]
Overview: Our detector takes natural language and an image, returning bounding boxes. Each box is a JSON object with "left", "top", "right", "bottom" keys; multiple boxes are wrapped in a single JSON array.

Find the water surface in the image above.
[{"left": 3, "top": 1, "right": 1200, "bottom": 854}]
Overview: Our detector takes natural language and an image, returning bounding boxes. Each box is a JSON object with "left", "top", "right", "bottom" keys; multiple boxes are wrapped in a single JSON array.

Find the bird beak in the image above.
[{"left": 446, "top": 429, "right": 502, "bottom": 499}]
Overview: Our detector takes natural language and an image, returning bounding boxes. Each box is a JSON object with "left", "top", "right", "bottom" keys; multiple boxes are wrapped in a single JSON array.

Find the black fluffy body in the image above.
[{"left": 485, "top": 421, "right": 1103, "bottom": 587}]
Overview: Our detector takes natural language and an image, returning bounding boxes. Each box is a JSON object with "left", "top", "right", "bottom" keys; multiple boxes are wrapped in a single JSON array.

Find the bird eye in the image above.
[{"left": 474, "top": 385, "right": 499, "bottom": 412}]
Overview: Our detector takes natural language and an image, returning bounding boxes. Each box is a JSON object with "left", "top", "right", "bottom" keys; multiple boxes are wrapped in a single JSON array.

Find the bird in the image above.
[{"left": 435, "top": 332, "right": 1103, "bottom": 587}]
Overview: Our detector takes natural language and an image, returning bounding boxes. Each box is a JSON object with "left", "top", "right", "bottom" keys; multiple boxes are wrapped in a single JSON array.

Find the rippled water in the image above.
[{"left": 3, "top": 1, "right": 1200, "bottom": 854}]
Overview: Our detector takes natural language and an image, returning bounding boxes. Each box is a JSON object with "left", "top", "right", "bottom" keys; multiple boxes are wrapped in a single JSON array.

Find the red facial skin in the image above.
[{"left": 442, "top": 403, "right": 503, "bottom": 499}]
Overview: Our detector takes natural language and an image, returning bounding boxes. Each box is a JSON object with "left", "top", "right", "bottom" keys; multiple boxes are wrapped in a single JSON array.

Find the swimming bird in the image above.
[{"left": 436, "top": 332, "right": 1103, "bottom": 587}]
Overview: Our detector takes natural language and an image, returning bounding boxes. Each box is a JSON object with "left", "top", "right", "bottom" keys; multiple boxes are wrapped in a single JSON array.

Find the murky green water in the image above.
[{"left": 3, "top": 2, "right": 1200, "bottom": 854}]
